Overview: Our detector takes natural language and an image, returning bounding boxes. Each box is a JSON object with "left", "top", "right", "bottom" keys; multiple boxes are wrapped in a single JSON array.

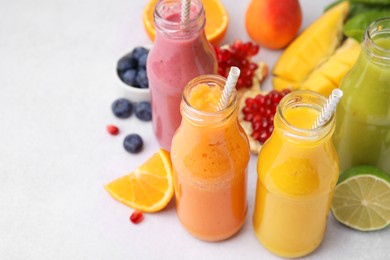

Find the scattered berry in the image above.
[
  {"left": 214, "top": 40, "right": 261, "bottom": 90},
  {"left": 107, "top": 125, "right": 119, "bottom": 135},
  {"left": 130, "top": 210, "right": 144, "bottom": 224},
  {"left": 112, "top": 98, "right": 133, "bottom": 119},
  {"left": 242, "top": 89, "right": 291, "bottom": 144},
  {"left": 123, "top": 134, "right": 143, "bottom": 153},
  {"left": 117, "top": 54, "right": 137, "bottom": 72},
  {"left": 121, "top": 69, "right": 138, "bottom": 86},
  {"left": 135, "top": 101, "right": 152, "bottom": 121},
  {"left": 136, "top": 69, "right": 148, "bottom": 89}
]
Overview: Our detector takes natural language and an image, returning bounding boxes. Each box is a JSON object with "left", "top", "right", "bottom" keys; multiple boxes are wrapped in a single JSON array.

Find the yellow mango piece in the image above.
[
  {"left": 301, "top": 71, "right": 337, "bottom": 98},
  {"left": 272, "top": 77, "right": 300, "bottom": 91},
  {"left": 331, "top": 38, "right": 361, "bottom": 67},
  {"left": 300, "top": 37, "right": 361, "bottom": 97},
  {"left": 273, "top": 1, "right": 349, "bottom": 83},
  {"left": 317, "top": 60, "right": 350, "bottom": 86}
]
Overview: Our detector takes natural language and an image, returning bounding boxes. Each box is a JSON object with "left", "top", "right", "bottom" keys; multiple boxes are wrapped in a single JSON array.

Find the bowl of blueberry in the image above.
[{"left": 116, "top": 46, "right": 150, "bottom": 102}]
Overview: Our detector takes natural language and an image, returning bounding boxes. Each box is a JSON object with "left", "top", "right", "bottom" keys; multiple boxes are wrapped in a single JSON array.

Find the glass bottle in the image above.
[
  {"left": 253, "top": 90, "right": 339, "bottom": 258},
  {"left": 334, "top": 17, "right": 390, "bottom": 174},
  {"left": 146, "top": 0, "right": 217, "bottom": 151},
  {"left": 171, "top": 74, "right": 250, "bottom": 242}
]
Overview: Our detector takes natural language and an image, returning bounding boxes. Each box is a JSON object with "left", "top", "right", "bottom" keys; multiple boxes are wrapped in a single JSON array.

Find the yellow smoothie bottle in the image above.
[
  {"left": 253, "top": 90, "right": 339, "bottom": 258},
  {"left": 171, "top": 74, "right": 250, "bottom": 242}
]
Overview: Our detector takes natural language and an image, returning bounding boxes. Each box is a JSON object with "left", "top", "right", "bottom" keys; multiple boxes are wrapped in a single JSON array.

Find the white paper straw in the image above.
[
  {"left": 312, "top": 89, "right": 343, "bottom": 129},
  {"left": 180, "top": 0, "right": 191, "bottom": 24},
  {"left": 217, "top": 67, "right": 240, "bottom": 111}
]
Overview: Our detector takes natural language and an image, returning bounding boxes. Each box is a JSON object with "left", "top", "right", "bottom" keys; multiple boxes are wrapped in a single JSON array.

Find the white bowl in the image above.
[
  {"left": 116, "top": 75, "right": 150, "bottom": 103},
  {"left": 115, "top": 46, "right": 151, "bottom": 103}
]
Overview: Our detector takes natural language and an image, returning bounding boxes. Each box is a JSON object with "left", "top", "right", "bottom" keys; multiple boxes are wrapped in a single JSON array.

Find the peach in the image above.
[{"left": 245, "top": 0, "right": 302, "bottom": 50}]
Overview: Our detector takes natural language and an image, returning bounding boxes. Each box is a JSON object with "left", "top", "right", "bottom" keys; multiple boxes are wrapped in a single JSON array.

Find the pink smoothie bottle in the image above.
[{"left": 147, "top": 0, "right": 217, "bottom": 151}]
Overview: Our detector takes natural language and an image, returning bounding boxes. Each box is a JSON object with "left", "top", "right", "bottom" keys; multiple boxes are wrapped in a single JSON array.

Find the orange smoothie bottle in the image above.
[
  {"left": 171, "top": 74, "right": 250, "bottom": 242},
  {"left": 253, "top": 91, "right": 339, "bottom": 258}
]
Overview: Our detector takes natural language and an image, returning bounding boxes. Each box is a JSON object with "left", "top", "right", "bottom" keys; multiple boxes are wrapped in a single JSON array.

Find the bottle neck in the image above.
[
  {"left": 274, "top": 90, "right": 335, "bottom": 144},
  {"left": 181, "top": 74, "right": 238, "bottom": 128},
  {"left": 154, "top": 0, "right": 206, "bottom": 40},
  {"left": 362, "top": 17, "right": 390, "bottom": 66}
]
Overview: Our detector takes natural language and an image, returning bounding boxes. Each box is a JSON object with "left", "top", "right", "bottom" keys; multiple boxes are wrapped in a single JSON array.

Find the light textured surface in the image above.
[{"left": 0, "top": 0, "right": 389, "bottom": 259}]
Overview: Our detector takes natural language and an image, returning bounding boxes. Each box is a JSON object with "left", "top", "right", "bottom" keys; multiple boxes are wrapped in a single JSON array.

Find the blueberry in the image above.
[
  {"left": 136, "top": 69, "right": 148, "bottom": 89},
  {"left": 117, "top": 54, "right": 137, "bottom": 72},
  {"left": 132, "top": 47, "right": 149, "bottom": 60},
  {"left": 135, "top": 101, "right": 152, "bottom": 121},
  {"left": 123, "top": 134, "right": 143, "bottom": 153},
  {"left": 138, "top": 53, "right": 148, "bottom": 69},
  {"left": 120, "top": 69, "right": 139, "bottom": 87},
  {"left": 112, "top": 98, "right": 133, "bottom": 118}
]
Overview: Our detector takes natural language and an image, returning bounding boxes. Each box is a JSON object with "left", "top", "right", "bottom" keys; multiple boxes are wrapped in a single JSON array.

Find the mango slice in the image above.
[
  {"left": 273, "top": 77, "right": 300, "bottom": 91},
  {"left": 273, "top": 1, "right": 350, "bottom": 83},
  {"left": 301, "top": 38, "right": 361, "bottom": 97}
]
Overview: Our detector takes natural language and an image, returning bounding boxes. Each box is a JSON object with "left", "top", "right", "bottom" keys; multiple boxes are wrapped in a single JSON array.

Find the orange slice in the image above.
[
  {"left": 143, "top": 0, "right": 228, "bottom": 45},
  {"left": 105, "top": 149, "right": 174, "bottom": 212}
]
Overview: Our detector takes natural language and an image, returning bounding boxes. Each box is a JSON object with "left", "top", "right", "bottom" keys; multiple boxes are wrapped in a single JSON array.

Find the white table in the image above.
[{"left": 1, "top": 0, "right": 389, "bottom": 259}]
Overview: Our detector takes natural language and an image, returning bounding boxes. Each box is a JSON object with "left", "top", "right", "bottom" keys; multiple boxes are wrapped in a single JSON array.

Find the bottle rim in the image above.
[
  {"left": 364, "top": 17, "right": 390, "bottom": 63},
  {"left": 181, "top": 74, "right": 238, "bottom": 127},
  {"left": 154, "top": 0, "right": 205, "bottom": 38},
  {"left": 276, "top": 90, "right": 335, "bottom": 142}
]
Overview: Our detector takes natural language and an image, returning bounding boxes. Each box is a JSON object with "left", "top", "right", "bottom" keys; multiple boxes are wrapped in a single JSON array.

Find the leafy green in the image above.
[
  {"left": 343, "top": 11, "right": 390, "bottom": 41},
  {"left": 350, "top": 0, "right": 390, "bottom": 5},
  {"left": 324, "top": 0, "right": 390, "bottom": 40},
  {"left": 349, "top": 3, "right": 390, "bottom": 17}
]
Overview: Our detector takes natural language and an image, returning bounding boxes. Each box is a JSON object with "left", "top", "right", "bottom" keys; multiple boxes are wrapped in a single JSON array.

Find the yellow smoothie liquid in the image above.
[
  {"left": 171, "top": 78, "right": 250, "bottom": 241},
  {"left": 253, "top": 93, "right": 339, "bottom": 258}
]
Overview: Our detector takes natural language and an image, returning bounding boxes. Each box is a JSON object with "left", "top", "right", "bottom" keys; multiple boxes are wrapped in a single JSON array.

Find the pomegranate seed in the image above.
[
  {"left": 259, "top": 130, "right": 269, "bottom": 143},
  {"left": 244, "top": 78, "right": 253, "bottom": 87},
  {"left": 269, "top": 114, "right": 275, "bottom": 123},
  {"left": 264, "top": 97, "right": 272, "bottom": 108},
  {"left": 261, "top": 118, "right": 269, "bottom": 129},
  {"left": 248, "top": 62, "right": 258, "bottom": 71},
  {"left": 252, "top": 114, "right": 262, "bottom": 123},
  {"left": 130, "top": 210, "right": 143, "bottom": 224},
  {"left": 219, "top": 49, "right": 232, "bottom": 62},
  {"left": 281, "top": 89, "right": 291, "bottom": 96},
  {"left": 244, "top": 113, "right": 254, "bottom": 122},
  {"left": 249, "top": 45, "right": 260, "bottom": 56},
  {"left": 255, "top": 94, "right": 265, "bottom": 105},
  {"left": 107, "top": 125, "right": 119, "bottom": 135},
  {"left": 244, "top": 69, "right": 254, "bottom": 78},
  {"left": 218, "top": 67, "right": 227, "bottom": 77},
  {"left": 268, "top": 125, "right": 274, "bottom": 134},
  {"left": 253, "top": 121, "right": 261, "bottom": 131},
  {"left": 251, "top": 131, "right": 260, "bottom": 141},
  {"left": 241, "top": 59, "right": 249, "bottom": 68}
]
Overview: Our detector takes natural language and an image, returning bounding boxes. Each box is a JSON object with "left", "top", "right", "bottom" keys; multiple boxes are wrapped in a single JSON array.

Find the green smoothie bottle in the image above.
[{"left": 334, "top": 18, "right": 390, "bottom": 174}]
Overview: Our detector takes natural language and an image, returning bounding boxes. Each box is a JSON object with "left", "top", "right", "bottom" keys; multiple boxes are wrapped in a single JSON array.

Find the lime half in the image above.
[{"left": 331, "top": 165, "right": 390, "bottom": 231}]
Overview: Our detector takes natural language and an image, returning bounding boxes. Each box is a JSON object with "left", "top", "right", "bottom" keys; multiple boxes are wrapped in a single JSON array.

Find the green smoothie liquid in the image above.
[{"left": 334, "top": 37, "right": 390, "bottom": 173}]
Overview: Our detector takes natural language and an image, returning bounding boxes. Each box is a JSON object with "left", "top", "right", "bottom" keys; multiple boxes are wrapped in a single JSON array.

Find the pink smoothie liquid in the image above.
[{"left": 147, "top": 9, "right": 217, "bottom": 150}]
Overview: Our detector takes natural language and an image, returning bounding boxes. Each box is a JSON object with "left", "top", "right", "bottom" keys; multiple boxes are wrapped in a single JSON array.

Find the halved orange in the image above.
[
  {"left": 105, "top": 149, "right": 174, "bottom": 213},
  {"left": 143, "top": 0, "right": 228, "bottom": 45}
]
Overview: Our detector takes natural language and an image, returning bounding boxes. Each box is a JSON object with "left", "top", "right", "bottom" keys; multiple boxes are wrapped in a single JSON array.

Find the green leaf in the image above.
[
  {"left": 349, "top": 3, "right": 390, "bottom": 17},
  {"left": 350, "top": 0, "right": 390, "bottom": 5},
  {"left": 343, "top": 11, "right": 390, "bottom": 41}
]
